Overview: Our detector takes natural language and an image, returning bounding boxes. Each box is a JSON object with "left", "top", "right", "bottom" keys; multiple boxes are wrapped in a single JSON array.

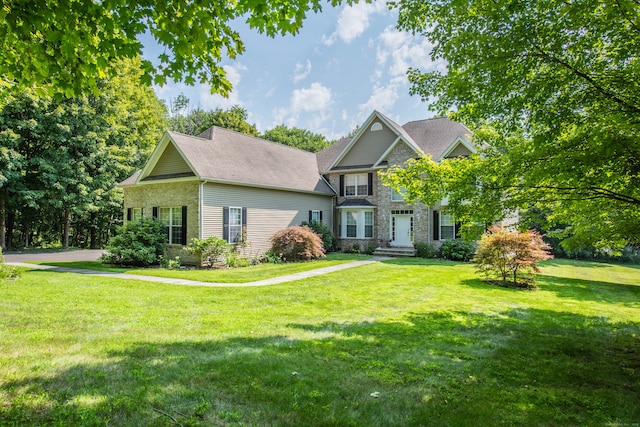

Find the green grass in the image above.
[
  {"left": 38, "top": 253, "right": 372, "bottom": 283},
  {"left": 1, "top": 258, "right": 638, "bottom": 426}
]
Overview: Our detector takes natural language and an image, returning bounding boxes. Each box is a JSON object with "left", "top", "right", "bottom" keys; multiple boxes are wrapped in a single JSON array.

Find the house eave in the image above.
[{"left": 201, "top": 177, "right": 335, "bottom": 197}]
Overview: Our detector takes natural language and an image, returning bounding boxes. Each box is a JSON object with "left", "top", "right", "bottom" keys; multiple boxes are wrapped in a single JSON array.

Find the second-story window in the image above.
[{"left": 345, "top": 173, "right": 369, "bottom": 196}]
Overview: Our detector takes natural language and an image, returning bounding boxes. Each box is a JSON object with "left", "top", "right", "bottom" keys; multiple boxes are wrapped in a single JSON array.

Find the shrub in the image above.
[
  {"left": 187, "top": 236, "right": 231, "bottom": 268},
  {"left": 346, "top": 244, "right": 361, "bottom": 254},
  {"left": 415, "top": 242, "right": 438, "bottom": 259},
  {"left": 363, "top": 241, "right": 377, "bottom": 255},
  {"left": 100, "top": 218, "right": 166, "bottom": 267},
  {"left": 301, "top": 220, "right": 339, "bottom": 252},
  {"left": 0, "top": 248, "right": 20, "bottom": 280},
  {"left": 270, "top": 226, "right": 325, "bottom": 262},
  {"left": 473, "top": 225, "right": 553, "bottom": 289},
  {"left": 160, "top": 255, "right": 182, "bottom": 270},
  {"left": 439, "top": 239, "right": 475, "bottom": 261}
]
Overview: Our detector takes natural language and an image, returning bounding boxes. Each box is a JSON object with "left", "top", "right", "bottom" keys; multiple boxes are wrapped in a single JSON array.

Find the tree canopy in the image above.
[
  {"left": 0, "top": 0, "right": 344, "bottom": 98},
  {"left": 386, "top": 0, "right": 640, "bottom": 249},
  {"left": 0, "top": 58, "right": 167, "bottom": 250},
  {"left": 261, "top": 124, "right": 331, "bottom": 153},
  {"left": 168, "top": 102, "right": 259, "bottom": 137}
]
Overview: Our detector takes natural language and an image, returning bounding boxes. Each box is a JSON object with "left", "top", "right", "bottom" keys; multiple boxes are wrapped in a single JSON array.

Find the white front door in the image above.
[{"left": 392, "top": 215, "right": 412, "bottom": 247}]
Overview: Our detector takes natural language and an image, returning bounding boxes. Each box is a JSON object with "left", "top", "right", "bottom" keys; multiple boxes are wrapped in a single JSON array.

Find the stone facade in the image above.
[{"left": 123, "top": 180, "right": 200, "bottom": 263}]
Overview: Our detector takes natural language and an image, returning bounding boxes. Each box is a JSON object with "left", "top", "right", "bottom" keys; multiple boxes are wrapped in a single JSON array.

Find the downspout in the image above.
[{"left": 199, "top": 181, "right": 204, "bottom": 239}]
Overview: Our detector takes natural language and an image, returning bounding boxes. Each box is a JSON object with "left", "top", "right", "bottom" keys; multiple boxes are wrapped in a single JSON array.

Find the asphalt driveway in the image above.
[{"left": 2, "top": 249, "right": 106, "bottom": 263}]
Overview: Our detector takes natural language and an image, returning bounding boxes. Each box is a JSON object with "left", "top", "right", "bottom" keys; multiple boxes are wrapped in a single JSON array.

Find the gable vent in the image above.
[{"left": 371, "top": 122, "right": 383, "bottom": 132}]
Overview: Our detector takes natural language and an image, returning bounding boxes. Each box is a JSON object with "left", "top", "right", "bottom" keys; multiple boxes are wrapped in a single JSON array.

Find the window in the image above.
[
  {"left": 371, "top": 122, "right": 383, "bottom": 132},
  {"left": 159, "top": 207, "right": 183, "bottom": 244},
  {"left": 228, "top": 207, "right": 243, "bottom": 243},
  {"left": 440, "top": 212, "right": 455, "bottom": 240},
  {"left": 391, "top": 187, "right": 407, "bottom": 202},
  {"left": 132, "top": 208, "right": 143, "bottom": 221},
  {"left": 364, "top": 211, "right": 373, "bottom": 238},
  {"left": 340, "top": 209, "right": 374, "bottom": 239},
  {"left": 344, "top": 173, "right": 369, "bottom": 196},
  {"left": 310, "top": 210, "right": 321, "bottom": 222}
]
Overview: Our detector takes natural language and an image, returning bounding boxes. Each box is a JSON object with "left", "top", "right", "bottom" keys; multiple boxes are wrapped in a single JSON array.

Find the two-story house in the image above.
[{"left": 119, "top": 110, "right": 473, "bottom": 260}]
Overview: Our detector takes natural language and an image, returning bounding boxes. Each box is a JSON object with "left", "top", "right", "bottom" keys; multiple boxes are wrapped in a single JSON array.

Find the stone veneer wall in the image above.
[
  {"left": 123, "top": 180, "right": 200, "bottom": 264},
  {"left": 378, "top": 142, "right": 431, "bottom": 246},
  {"left": 326, "top": 141, "right": 434, "bottom": 252}
]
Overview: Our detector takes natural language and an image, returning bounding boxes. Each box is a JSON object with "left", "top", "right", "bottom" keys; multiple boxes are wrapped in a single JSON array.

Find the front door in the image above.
[{"left": 392, "top": 215, "right": 413, "bottom": 247}]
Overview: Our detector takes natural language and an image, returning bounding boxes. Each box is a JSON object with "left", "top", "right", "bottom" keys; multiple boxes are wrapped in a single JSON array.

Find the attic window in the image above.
[{"left": 370, "top": 122, "right": 383, "bottom": 132}]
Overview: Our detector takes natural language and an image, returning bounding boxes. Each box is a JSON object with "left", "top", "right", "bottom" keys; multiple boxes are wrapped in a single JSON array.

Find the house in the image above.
[{"left": 119, "top": 111, "right": 474, "bottom": 261}]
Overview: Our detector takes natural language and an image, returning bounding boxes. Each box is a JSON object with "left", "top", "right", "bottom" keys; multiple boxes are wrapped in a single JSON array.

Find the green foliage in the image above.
[
  {"left": 262, "top": 124, "right": 331, "bottom": 153},
  {"left": 187, "top": 236, "right": 231, "bottom": 268},
  {"left": 439, "top": 239, "right": 475, "bottom": 262},
  {"left": 346, "top": 244, "right": 361, "bottom": 254},
  {"left": 301, "top": 220, "right": 339, "bottom": 252},
  {"left": 0, "top": 248, "right": 19, "bottom": 280},
  {"left": 270, "top": 225, "right": 325, "bottom": 262},
  {"left": 473, "top": 226, "right": 553, "bottom": 288},
  {"left": 415, "top": 242, "right": 437, "bottom": 259},
  {"left": 169, "top": 103, "right": 259, "bottom": 136},
  {"left": 391, "top": 0, "right": 640, "bottom": 249},
  {"left": 101, "top": 219, "right": 166, "bottom": 267},
  {"left": 363, "top": 241, "right": 377, "bottom": 255},
  {"left": 159, "top": 256, "right": 182, "bottom": 270},
  {"left": 0, "top": 62, "right": 166, "bottom": 250},
  {"left": 0, "top": 0, "right": 342, "bottom": 97}
]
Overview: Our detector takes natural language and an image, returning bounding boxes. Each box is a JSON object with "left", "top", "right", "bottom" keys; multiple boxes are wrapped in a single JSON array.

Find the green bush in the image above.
[
  {"left": 363, "top": 241, "right": 377, "bottom": 255},
  {"left": 301, "top": 220, "right": 339, "bottom": 252},
  {"left": 0, "top": 248, "right": 20, "bottom": 280},
  {"left": 346, "top": 244, "right": 361, "bottom": 254},
  {"left": 415, "top": 242, "right": 438, "bottom": 258},
  {"left": 100, "top": 218, "right": 166, "bottom": 267},
  {"left": 187, "top": 236, "right": 231, "bottom": 268},
  {"left": 439, "top": 239, "right": 475, "bottom": 262},
  {"left": 270, "top": 225, "right": 325, "bottom": 262}
]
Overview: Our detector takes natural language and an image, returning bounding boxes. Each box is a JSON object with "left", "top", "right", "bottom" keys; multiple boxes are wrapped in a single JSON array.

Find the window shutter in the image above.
[
  {"left": 242, "top": 207, "right": 247, "bottom": 227},
  {"left": 339, "top": 174, "right": 344, "bottom": 196},
  {"left": 368, "top": 173, "right": 373, "bottom": 196},
  {"left": 223, "top": 207, "right": 229, "bottom": 241},
  {"left": 181, "top": 206, "right": 188, "bottom": 245},
  {"left": 319, "top": 211, "right": 323, "bottom": 222},
  {"left": 433, "top": 210, "right": 440, "bottom": 241},
  {"left": 126, "top": 208, "right": 132, "bottom": 221},
  {"left": 455, "top": 222, "right": 461, "bottom": 239},
  {"left": 152, "top": 206, "right": 158, "bottom": 219}
]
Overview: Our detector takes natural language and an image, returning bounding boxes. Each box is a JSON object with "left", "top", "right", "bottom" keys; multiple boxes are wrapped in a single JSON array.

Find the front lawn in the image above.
[
  {"left": 0, "top": 258, "right": 638, "bottom": 426},
  {"left": 38, "top": 253, "right": 372, "bottom": 283}
]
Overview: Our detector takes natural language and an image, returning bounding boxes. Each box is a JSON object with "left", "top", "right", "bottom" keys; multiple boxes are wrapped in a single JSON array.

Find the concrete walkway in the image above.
[{"left": 6, "top": 257, "right": 389, "bottom": 288}]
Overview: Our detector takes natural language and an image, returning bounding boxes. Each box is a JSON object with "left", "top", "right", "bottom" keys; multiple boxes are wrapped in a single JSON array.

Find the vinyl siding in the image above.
[
  {"left": 336, "top": 122, "right": 397, "bottom": 168},
  {"left": 149, "top": 142, "right": 193, "bottom": 177},
  {"left": 445, "top": 143, "right": 472, "bottom": 158},
  {"left": 202, "top": 183, "right": 334, "bottom": 254}
]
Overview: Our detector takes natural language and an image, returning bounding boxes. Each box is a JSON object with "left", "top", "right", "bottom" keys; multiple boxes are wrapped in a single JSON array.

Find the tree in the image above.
[
  {"left": 0, "top": 0, "right": 344, "bottom": 98},
  {"left": 169, "top": 102, "right": 259, "bottom": 136},
  {"left": 473, "top": 226, "right": 553, "bottom": 289},
  {"left": 262, "top": 124, "right": 330, "bottom": 152},
  {"left": 0, "top": 58, "right": 167, "bottom": 250},
  {"left": 389, "top": 0, "right": 640, "bottom": 250}
]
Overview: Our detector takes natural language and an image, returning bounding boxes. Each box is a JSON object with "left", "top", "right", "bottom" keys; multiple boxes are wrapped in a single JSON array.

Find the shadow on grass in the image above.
[
  {"left": 537, "top": 275, "right": 640, "bottom": 305},
  {"left": 2, "top": 310, "right": 639, "bottom": 426}
]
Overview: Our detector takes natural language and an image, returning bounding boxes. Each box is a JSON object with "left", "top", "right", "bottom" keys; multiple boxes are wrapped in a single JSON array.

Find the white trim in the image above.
[
  {"left": 199, "top": 182, "right": 204, "bottom": 239},
  {"left": 373, "top": 136, "right": 423, "bottom": 167},
  {"left": 436, "top": 136, "right": 476, "bottom": 162}
]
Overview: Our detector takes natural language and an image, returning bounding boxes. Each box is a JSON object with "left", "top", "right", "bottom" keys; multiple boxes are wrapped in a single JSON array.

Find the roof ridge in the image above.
[
  {"left": 402, "top": 116, "right": 449, "bottom": 126},
  {"left": 167, "top": 130, "right": 209, "bottom": 141}
]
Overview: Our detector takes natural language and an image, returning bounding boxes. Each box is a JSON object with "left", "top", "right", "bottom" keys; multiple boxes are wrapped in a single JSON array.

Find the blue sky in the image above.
[{"left": 144, "top": 0, "right": 446, "bottom": 140}]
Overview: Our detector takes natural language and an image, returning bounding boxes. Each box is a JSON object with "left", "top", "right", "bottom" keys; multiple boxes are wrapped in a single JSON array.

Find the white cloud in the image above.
[
  {"left": 293, "top": 60, "right": 312, "bottom": 83},
  {"left": 291, "top": 82, "right": 333, "bottom": 113},
  {"left": 323, "top": 0, "right": 387, "bottom": 46},
  {"left": 199, "top": 63, "right": 247, "bottom": 110},
  {"left": 358, "top": 84, "right": 401, "bottom": 118},
  {"left": 376, "top": 26, "right": 440, "bottom": 78}
]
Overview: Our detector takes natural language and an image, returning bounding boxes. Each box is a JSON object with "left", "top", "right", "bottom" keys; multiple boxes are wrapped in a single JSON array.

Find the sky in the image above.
[{"left": 143, "top": 0, "right": 446, "bottom": 141}]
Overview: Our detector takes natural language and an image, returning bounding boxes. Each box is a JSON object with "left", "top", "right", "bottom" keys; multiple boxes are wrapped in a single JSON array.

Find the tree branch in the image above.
[{"left": 486, "top": 184, "right": 640, "bottom": 206}]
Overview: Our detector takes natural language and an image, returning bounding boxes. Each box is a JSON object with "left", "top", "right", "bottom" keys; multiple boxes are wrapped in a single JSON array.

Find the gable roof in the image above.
[
  {"left": 318, "top": 114, "right": 473, "bottom": 173},
  {"left": 123, "top": 127, "right": 334, "bottom": 195}
]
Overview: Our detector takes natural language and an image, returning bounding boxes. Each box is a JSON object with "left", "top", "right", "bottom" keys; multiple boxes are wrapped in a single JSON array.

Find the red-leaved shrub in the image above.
[{"left": 270, "top": 226, "right": 325, "bottom": 262}]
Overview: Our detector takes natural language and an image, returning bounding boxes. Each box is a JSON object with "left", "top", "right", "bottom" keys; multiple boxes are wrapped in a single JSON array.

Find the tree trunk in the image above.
[
  {"left": 90, "top": 211, "right": 97, "bottom": 249},
  {"left": 0, "top": 191, "right": 6, "bottom": 251},
  {"left": 7, "top": 210, "right": 15, "bottom": 250},
  {"left": 63, "top": 209, "right": 71, "bottom": 249}
]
